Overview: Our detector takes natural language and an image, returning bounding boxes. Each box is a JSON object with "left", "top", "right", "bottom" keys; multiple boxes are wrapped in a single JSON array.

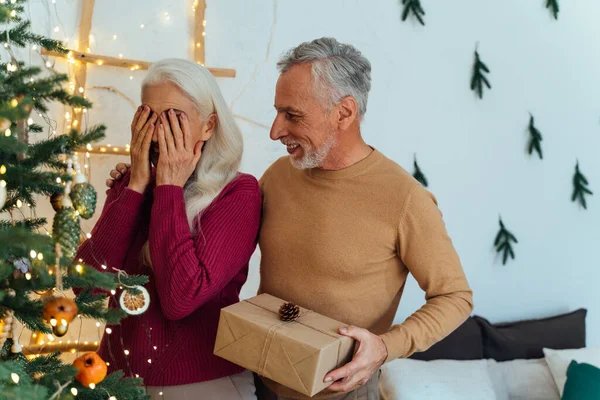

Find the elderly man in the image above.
[
  {"left": 254, "top": 37, "right": 473, "bottom": 400},
  {"left": 106, "top": 37, "right": 473, "bottom": 400}
]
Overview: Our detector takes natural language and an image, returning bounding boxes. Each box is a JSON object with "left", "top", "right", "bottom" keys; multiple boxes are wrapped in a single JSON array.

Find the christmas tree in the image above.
[{"left": 0, "top": 1, "right": 148, "bottom": 398}]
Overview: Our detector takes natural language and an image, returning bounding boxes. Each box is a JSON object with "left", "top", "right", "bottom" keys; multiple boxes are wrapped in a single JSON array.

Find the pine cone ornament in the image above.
[
  {"left": 70, "top": 182, "right": 97, "bottom": 219},
  {"left": 50, "top": 192, "right": 63, "bottom": 212},
  {"left": 52, "top": 207, "right": 80, "bottom": 259},
  {"left": 279, "top": 302, "right": 300, "bottom": 322}
]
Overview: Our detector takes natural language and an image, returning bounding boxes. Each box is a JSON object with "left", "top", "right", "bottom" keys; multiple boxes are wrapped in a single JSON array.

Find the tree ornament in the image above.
[
  {"left": 43, "top": 297, "right": 78, "bottom": 325},
  {"left": 279, "top": 302, "right": 300, "bottom": 322},
  {"left": 0, "top": 180, "right": 6, "bottom": 210},
  {"left": 546, "top": 0, "right": 559, "bottom": 20},
  {"left": 52, "top": 158, "right": 80, "bottom": 259},
  {"left": 470, "top": 47, "right": 491, "bottom": 99},
  {"left": 12, "top": 257, "right": 31, "bottom": 273},
  {"left": 73, "top": 352, "right": 108, "bottom": 387},
  {"left": 69, "top": 154, "right": 96, "bottom": 219},
  {"left": 400, "top": 0, "right": 425, "bottom": 26},
  {"left": 494, "top": 217, "right": 518, "bottom": 265},
  {"left": 52, "top": 323, "right": 69, "bottom": 337},
  {"left": 571, "top": 161, "right": 593, "bottom": 209},
  {"left": 527, "top": 114, "right": 543, "bottom": 160},
  {"left": 50, "top": 192, "right": 63, "bottom": 212},
  {"left": 412, "top": 154, "right": 429, "bottom": 187},
  {"left": 52, "top": 206, "right": 80, "bottom": 259},
  {"left": 0, "top": 118, "right": 10, "bottom": 132},
  {"left": 0, "top": 311, "right": 14, "bottom": 349},
  {"left": 119, "top": 286, "right": 150, "bottom": 315}
]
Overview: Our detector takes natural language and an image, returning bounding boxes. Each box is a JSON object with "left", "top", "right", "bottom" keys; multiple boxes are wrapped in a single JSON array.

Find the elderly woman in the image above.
[{"left": 76, "top": 58, "right": 260, "bottom": 399}]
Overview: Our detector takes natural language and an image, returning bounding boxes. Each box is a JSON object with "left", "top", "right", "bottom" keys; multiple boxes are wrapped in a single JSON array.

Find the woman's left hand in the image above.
[{"left": 156, "top": 109, "right": 203, "bottom": 187}]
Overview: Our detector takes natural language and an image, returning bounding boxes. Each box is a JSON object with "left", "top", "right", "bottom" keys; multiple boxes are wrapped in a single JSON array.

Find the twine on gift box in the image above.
[{"left": 245, "top": 298, "right": 346, "bottom": 377}]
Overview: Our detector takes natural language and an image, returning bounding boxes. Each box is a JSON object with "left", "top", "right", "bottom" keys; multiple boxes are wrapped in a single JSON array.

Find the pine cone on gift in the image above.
[
  {"left": 52, "top": 207, "right": 80, "bottom": 259},
  {"left": 70, "top": 182, "right": 97, "bottom": 219},
  {"left": 279, "top": 302, "right": 300, "bottom": 322}
]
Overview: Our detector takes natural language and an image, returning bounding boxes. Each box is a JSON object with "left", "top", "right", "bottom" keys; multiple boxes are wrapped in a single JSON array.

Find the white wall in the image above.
[{"left": 21, "top": 0, "right": 599, "bottom": 346}]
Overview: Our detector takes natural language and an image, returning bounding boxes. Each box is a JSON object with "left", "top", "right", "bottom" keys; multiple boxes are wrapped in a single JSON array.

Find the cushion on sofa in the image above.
[
  {"left": 475, "top": 308, "right": 587, "bottom": 361},
  {"left": 410, "top": 317, "right": 483, "bottom": 361},
  {"left": 486, "top": 358, "right": 559, "bottom": 400},
  {"left": 380, "top": 358, "right": 496, "bottom": 400},
  {"left": 562, "top": 360, "right": 600, "bottom": 400},
  {"left": 543, "top": 347, "right": 600, "bottom": 396}
]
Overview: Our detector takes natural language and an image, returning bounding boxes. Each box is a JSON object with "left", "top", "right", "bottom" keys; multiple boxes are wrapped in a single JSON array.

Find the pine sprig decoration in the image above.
[
  {"left": 279, "top": 302, "right": 300, "bottom": 322},
  {"left": 412, "top": 154, "right": 428, "bottom": 187},
  {"left": 401, "top": 0, "right": 426, "bottom": 26},
  {"left": 527, "top": 114, "right": 543, "bottom": 159},
  {"left": 546, "top": 0, "right": 559, "bottom": 20},
  {"left": 494, "top": 217, "right": 518, "bottom": 265},
  {"left": 571, "top": 161, "right": 593, "bottom": 209},
  {"left": 470, "top": 48, "right": 491, "bottom": 99}
]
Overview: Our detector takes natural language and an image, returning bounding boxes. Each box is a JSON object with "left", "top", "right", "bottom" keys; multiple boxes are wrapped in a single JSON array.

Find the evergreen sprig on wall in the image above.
[
  {"left": 527, "top": 114, "right": 543, "bottom": 159},
  {"left": 401, "top": 0, "right": 426, "bottom": 26},
  {"left": 571, "top": 161, "right": 593, "bottom": 209},
  {"left": 546, "top": 0, "right": 559, "bottom": 20},
  {"left": 412, "top": 154, "right": 428, "bottom": 187},
  {"left": 471, "top": 48, "right": 491, "bottom": 99},
  {"left": 494, "top": 217, "right": 518, "bottom": 265}
]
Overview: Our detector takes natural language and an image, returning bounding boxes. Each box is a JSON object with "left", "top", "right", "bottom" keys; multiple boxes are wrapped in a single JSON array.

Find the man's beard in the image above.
[{"left": 288, "top": 133, "right": 336, "bottom": 170}]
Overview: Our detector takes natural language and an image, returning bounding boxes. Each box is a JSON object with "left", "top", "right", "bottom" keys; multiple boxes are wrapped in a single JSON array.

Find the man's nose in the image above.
[{"left": 270, "top": 115, "right": 286, "bottom": 141}]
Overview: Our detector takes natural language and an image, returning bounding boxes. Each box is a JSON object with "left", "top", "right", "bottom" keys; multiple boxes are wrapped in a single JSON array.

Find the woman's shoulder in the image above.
[{"left": 215, "top": 173, "right": 261, "bottom": 203}]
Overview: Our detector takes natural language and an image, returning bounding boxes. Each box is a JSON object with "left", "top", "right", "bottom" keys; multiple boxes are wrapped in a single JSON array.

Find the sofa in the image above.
[{"left": 379, "top": 308, "right": 600, "bottom": 399}]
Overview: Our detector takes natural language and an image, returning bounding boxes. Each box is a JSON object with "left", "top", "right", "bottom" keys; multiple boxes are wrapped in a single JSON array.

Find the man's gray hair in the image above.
[{"left": 277, "top": 37, "right": 372, "bottom": 118}]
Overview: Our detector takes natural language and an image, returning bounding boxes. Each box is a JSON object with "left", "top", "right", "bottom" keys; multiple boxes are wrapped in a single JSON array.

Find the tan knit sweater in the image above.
[{"left": 257, "top": 148, "right": 474, "bottom": 399}]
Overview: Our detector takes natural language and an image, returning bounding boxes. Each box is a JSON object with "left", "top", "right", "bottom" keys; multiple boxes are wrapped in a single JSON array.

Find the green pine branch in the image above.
[
  {"left": 0, "top": 21, "right": 67, "bottom": 53},
  {"left": 1, "top": 292, "right": 51, "bottom": 334},
  {"left": 527, "top": 113, "right": 543, "bottom": 159},
  {"left": 412, "top": 154, "right": 429, "bottom": 187},
  {"left": 546, "top": 0, "right": 559, "bottom": 20},
  {"left": 494, "top": 217, "right": 518, "bottom": 265},
  {"left": 470, "top": 48, "right": 491, "bottom": 99},
  {"left": 571, "top": 161, "right": 593, "bottom": 209},
  {"left": 401, "top": 0, "right": 425, "bottom": 26},
  {"left": 72, "top": 371, "right": 150, "bottom": 400},
  {"left": 0, "top": 218, "right": 47, "bottom": 232}
]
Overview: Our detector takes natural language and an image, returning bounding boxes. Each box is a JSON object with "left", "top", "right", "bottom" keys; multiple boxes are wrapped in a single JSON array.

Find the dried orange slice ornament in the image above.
[{"left": 119, "top": 286, "right": 150, "bottom": 315}]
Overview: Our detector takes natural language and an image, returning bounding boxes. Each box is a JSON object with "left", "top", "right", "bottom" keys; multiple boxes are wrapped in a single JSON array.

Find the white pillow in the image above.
[
  {"left": 543, "top": 347, "right": 600, "bottom": 395},
  {"left": 487, "top": 358, "right": 560, "bottom": 400},
  {"left": 380, "top": 359, "right": 496, "bottom": 400}
]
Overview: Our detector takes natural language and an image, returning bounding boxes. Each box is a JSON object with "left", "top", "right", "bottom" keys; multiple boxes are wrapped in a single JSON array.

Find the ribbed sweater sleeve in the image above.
[
  {"left": 149, "top": 178, "right": 261, "bottom": 321},
  {"left": 75, "top": 171, "right": 145, "bottom": 272},
  {"left": 380, "top": 184, "right": 474, "bottom": 362}
]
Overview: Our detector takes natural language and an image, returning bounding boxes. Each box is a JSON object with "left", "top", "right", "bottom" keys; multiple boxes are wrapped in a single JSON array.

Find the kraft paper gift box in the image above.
[{"left": 213, "top": 293, "right": 355, "bottom": 397}]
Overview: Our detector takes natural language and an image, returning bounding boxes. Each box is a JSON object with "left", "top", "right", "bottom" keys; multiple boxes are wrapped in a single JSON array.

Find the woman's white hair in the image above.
[{"left": 142, "top": 58, "right": 243, "bottom": 230}]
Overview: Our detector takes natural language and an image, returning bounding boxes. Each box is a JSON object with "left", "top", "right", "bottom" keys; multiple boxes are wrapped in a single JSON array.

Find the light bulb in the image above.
[
  {"left": 10, "top": 373, "right": 19, "bottom": 384},
  {"left": 71, "top": 388, "right": 78, "bottom": 396}
]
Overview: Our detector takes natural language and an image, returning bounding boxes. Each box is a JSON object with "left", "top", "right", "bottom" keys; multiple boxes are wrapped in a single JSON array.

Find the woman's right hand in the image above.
[{"left": 127, "top": 105, "right": 157, "bottom": 194}]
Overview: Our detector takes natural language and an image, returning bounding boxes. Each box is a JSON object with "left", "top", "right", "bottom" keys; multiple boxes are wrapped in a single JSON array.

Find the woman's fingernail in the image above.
[
  {"left": 340, "top": 328, "right": 347, "bottom": 334},
  {"left": 169, "top": 109, "right": 175, "bottom": 116},
  {"left": 324, "top": 377, "right": 332, "bottom": 382},
  {"left": 180, "top": 113, "right": 186, "bottom": 120}
]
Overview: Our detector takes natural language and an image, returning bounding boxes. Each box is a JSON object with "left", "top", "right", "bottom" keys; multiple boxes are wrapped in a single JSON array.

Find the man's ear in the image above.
[
  {"left": 336, "top": 96, "right": 358, "bottom": 130},
  {"left": 201, "top": 113, "right": 218, "bottom": 141}
]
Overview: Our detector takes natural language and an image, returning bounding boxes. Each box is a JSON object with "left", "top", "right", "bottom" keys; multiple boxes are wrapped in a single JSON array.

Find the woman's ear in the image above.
[{"left": 200, "top": 113, "right": 218, "bottom": 141}]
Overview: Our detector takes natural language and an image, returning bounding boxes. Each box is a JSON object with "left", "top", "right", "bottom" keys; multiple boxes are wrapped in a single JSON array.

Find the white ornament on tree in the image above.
[{"left": 0, "top": 180, "right": 6, "bottom": 210}]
